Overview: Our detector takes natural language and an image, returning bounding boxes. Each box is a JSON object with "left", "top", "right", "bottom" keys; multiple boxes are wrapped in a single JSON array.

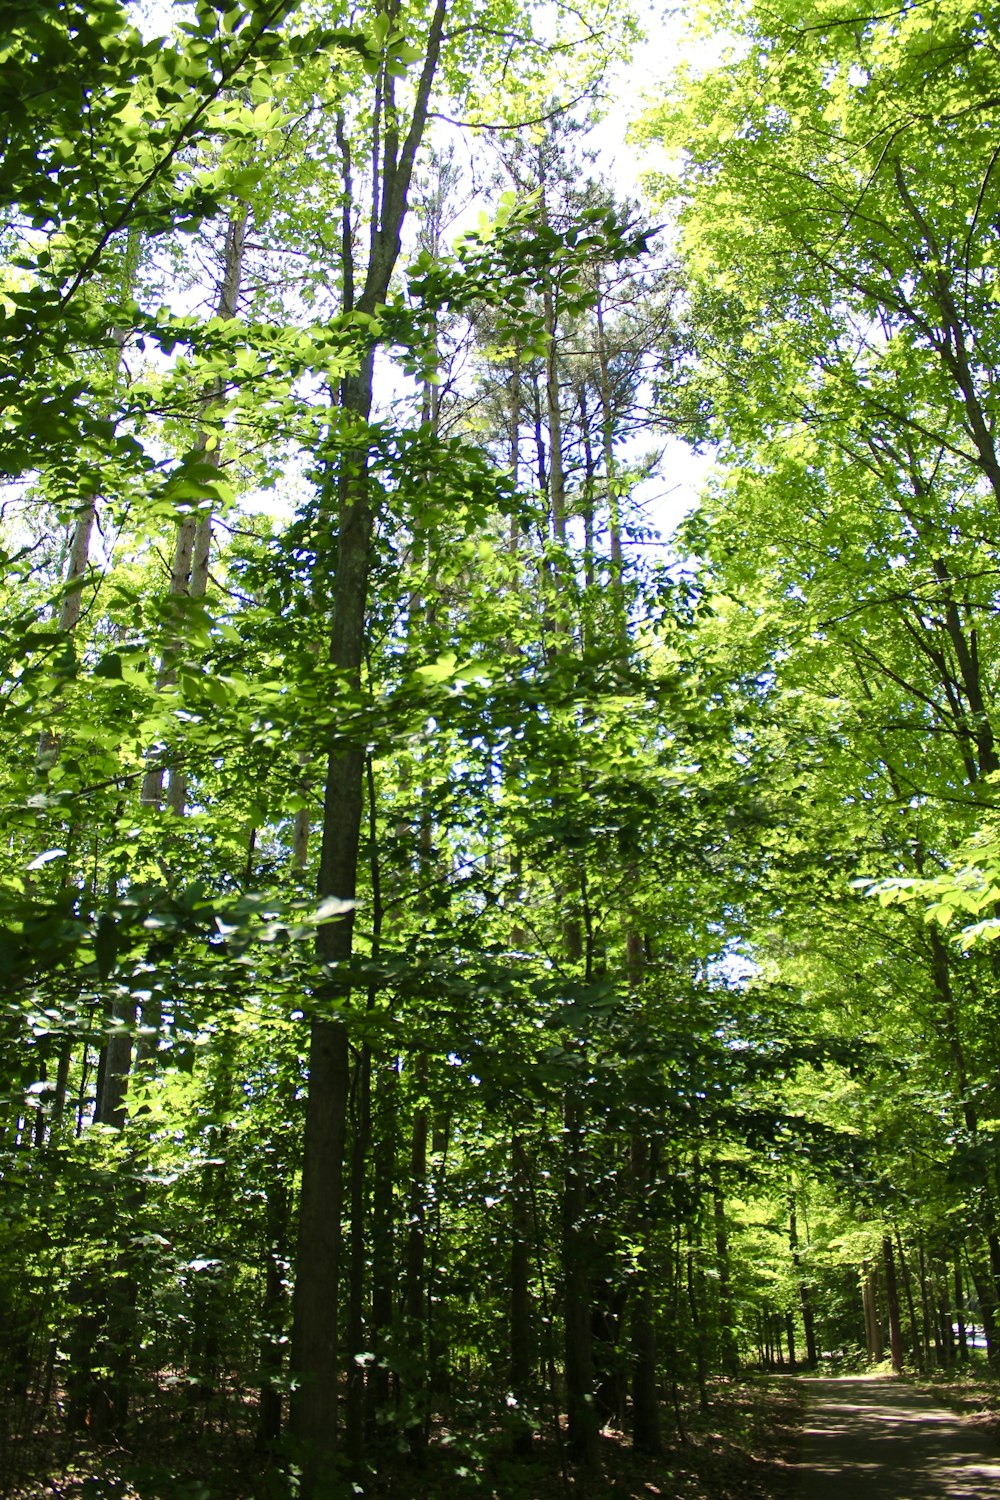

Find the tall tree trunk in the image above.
[
  {"left": 862, "top": 1262, "right": 883, "bottom": 1363},
  {"left": 142, "top": 208, "right": 248, "bottom": 813},
  {"left": 711, "top": 1161, "right": 739, "bottom": 1378},
  {"left": 367, "top": 1056, "right": 398, "bottom": 1443},
  {"left": 937, "top": 1281, "right": 955, "bottom": 1366},
  {"left": 93, "top": 996, "right": 136, "bottom": 1129},
  {"left": 594, "top": 279, "right": 627, "bottom": 657},
  {"left": 923, "top": 1236, "right": 941, "bottom": 1368},
  {"left": 508, "top": 344, "right": 522, "bottom": 551},
  {"left": 666, "top": 1223, "right": 687, "bottom": 1440},
  {"left": 540, "top": 183, "right": 571, "bottom": 656},
  {"left": 789, "top": 1196, "right": 816, "bottom": 1369},
  {"left": 894, "top": 1229, "right": 923, "bottom": 1370},
  {"left": 630, "top": 1132, "right": 661, "bottom": 1454},
  {"left": 425, "top": 1113, "right": 450, "bottom": 1428},
  {"left": 510, "top": 1125, "right": 535, "bottom": 1456},
  {"left": 882, "top": 1235, "right": 904, "bottom": 1374},
  {"left": 685, "top": 1189, "right": 710, "bottom": 1410},
  {"left": 345, "top": 1042, "right": 372, "bottom": 1469},
  {"left": 257, "top": 1174, "right": 289, "bottom": 1451},
  {"left": 288, "top": 11, "right": 447, "bottom": 1486},
  {"left": 784, "top": 1311, "right": 797, "bottom": 1372},
  {"left": 955, "top": 1258, "right": 969, "bottom": 1362},
  {"left": 563, "top": 1089, "right": 598, "bottom": 1467},
  {"left": 405, "top": 1055, "right": 429, "bottom": 1457},
  {"left": 345, "top": 750, "right": 383, "bottom": 1469}
]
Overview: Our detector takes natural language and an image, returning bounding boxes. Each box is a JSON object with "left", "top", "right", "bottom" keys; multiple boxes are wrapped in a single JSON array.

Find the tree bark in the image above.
[
  {"left": 510, "top": 1126, "right": 535, "bottom": 1455},
  {"left": 862, "top": 1262, "right": 883, "bottom": 1363},
  {"left": 882, "top": 1235, "right": 905, "bottom": 1374},
  {"left": 93, "top": 996, "right": 136, "bottom": 1129},
  {"left": 563, "top": 1090, "right": 598, "bottom": 1468},
  {"left": 630, "top": 1132, "right": 661, "bottom": 1454},
  {"left": 345, "top": 1041, "right": 372, "bottom": 1469},
  {"left": 893, "top": 1229, "right": 923, "bottom": 1370},
  {"left": 143, "top": 208, "right": 248, "bottom": 813},
  {"left": 257, "top": 1174, "right": 289, "bottom": 1451},
  {"left": 288, "top": 9, "right": 448, "bottom": 1486},
  {"left": 789, "top": 1196, "right": 816, "bottom": 1370},
  {"left": 405, "top": 1055, "right": 429, "bottom": 1457},
  {"left": 711, "top": 1161, "right": 739, "bottom": 1378},
  {"left": 955, "top": 1258, "right": 969, "bottom": 1362},
  {"left": 367, "top": 1056, "right": 398, "bottom": 1442},
  {"left": 594, "top": 280, "right": 627, "bottom": 656}
]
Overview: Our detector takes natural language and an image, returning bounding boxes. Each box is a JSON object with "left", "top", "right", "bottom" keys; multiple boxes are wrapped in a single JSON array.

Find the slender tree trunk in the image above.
[
  {"left": 510, "top": 1126, "right": 534, "bottom": 1456},
  {"left": 789, "top": 1197, "right": 816, "bottom": 1369},
  {"left": 288, "top": 347, "right": 378, "bottom": 1482},
  {"left": 894, "top": 1229, "right": 923, "bottom": 1370},
  {"left": 292, "top": 751, "right": 312, "bottom": 872},
  {"left": 563, "top": 1089, "right": 598, "bottom": 1468},
  {"left": 862, "top": 1263, "right": 883, "bottom": 1363},
  {"left": 345, "top": 1042, "right": 372, "bottom": 1469},
  {"left": 257, "top": 1175, "right": 289, "bottom": 1451},
  {"left": 926, "top": 929, "right": 1000, "bottom": 1361},
  {"left": 918, "top": 1234, "right": 934, "bottom": 1366},
  {"left": 50, "top": 1039, "right": 72, "bottom": 1131},
  {"left": 955, "top": 1258, "right": 969, "bottom": 1362},
  {"left": 630, "top": 1132, "right": 661, "bottom": 1454},
  {"left": 539, "top": 185, "right": 571, "bottom": 657},
  {"left": 143, "top": 208, "right": 248, "bottom": 813},
  {"left": 938, "top": 1284, "right": 955, "bottom": 1366},
  {"left": 542, "top": 261, "right": 566, "bottom": 548},
  {"left": 187, "top": 1040, "right": 235, "bottom": 1404},
  {"left": 405, "top": 1056, "right": 429, "bottom": 1457},
  {"left": 367, "top": 1056, "right": 398, "bottom": 1442},
  {"left": 984, "top": 1237, "right": 1000, "bottom": 1365},
  {"left": 425, "top": 1113, "right": 450, "bottom": 1429},
  {"left": 784, "top": 1311, "right": 797, "bottom": 1372},
  {"left": 594, "top": 280, "right": 627, "bottom": 656},
  {"left": 711, "top": 1162, "right": 739, "bottom": 1378},
  {"left": 93, "top": 997, "right": 136, "bottom": 1128},
  {"left": 509, "top": 344, "right": 522, "bottom": 551},
  {"left": 882, "top": 1235, "right": 904, "bottom": 1374},
  {"left": 686, "top": 1166, "right": 710, "bottom": 1411},
  {"left": 289, "top": 12, "right": 447, "bottom": 1481}
]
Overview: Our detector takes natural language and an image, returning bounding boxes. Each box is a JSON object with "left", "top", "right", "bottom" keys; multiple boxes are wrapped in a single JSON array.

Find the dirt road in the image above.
[{"left": 792, "top": 1376, "right": 1000, "bottom": 1498}]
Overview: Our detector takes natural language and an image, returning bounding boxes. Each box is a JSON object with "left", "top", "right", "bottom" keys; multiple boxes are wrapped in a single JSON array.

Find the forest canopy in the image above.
[{"left": 3, "top": 1, "right": 1000, "bottom": 1496}]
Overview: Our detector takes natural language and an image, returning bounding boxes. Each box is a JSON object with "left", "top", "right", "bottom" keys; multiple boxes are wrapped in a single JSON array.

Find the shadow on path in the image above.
[{"left": 792, "top": 1376, "right": 1000, "bottom": 1498}]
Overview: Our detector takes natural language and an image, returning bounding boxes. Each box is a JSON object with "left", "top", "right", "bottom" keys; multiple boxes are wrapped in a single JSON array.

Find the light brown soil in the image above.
[{"left": 792, "top": 1375, "right": 1000, "bottom": 1499}]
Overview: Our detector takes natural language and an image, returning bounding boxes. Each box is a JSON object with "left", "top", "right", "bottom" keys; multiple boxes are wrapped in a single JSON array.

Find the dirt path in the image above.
[{"left": 791, "top": 1375, "right": 1000, "bottom": 1498}]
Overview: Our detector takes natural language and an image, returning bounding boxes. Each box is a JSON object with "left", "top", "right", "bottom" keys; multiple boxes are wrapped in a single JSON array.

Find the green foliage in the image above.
[{"left": 15, "top": 0, "right": 1000, "bottom": 1491}]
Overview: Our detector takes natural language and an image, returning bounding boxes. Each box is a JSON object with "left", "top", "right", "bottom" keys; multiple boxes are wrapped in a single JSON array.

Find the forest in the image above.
[{"left": 3, "top": 0, "right": 1000, "bottom": 1496}]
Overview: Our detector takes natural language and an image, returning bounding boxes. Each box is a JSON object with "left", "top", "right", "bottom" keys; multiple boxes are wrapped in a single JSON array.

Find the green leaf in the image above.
[{"left": 93, "top": 652, "right": 124, "bottom": 679}]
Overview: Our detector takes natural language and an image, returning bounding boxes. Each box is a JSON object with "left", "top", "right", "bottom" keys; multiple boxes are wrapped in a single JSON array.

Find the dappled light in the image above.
[
  {"left": 793, "top": 1379, "right": 1000, "bottom": 1499},
  {"left": 4, "top": 1, "right": 1000, "bottom": 1497}
]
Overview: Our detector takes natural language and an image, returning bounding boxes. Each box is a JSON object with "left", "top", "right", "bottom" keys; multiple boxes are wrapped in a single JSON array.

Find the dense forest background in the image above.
[{"left": 4, "top": 0, "right": 1000, "bottom": 1495}]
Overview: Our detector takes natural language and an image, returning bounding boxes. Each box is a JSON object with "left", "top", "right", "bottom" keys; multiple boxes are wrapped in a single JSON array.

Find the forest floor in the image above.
[
  {"left": 790, "top": 1372, "right": 1000, "bottom": 1498},
  {"left": 3, "top": 1379, "right": 804, "bottom": 1500},
  {"left": 25, "top": 1367, "right": 1000, "bottom": 1498},
  {"left": 909, "top": 1365, "right": 1000, "bottom": 1436}
]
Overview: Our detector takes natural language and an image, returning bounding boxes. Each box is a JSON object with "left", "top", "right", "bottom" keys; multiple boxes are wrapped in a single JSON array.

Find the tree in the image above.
[{"left": 638, "top": 0, "right": 1000, "bottom": 1372}]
